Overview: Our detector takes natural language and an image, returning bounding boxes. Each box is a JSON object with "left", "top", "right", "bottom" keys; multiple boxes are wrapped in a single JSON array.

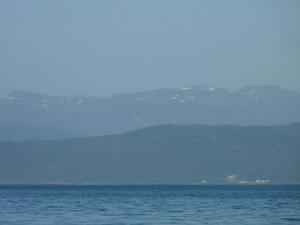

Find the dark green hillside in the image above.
[{"left": 0, "top": 124, "right": 299, "bottom": 184}]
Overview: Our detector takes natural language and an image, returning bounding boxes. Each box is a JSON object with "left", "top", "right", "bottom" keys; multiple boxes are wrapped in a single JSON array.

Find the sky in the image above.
[{"left": 0, "top": 0, "right": 299, "bottom": 97}]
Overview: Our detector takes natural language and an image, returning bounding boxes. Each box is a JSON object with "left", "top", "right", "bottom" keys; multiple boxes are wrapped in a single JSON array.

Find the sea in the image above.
[{"left": 0, "top": 185, "right": 299, "bottom": 225}]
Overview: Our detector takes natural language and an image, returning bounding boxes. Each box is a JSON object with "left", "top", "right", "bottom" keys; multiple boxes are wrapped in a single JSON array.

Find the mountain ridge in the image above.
[
  {"left": 5, "top": 84, "right": 299, "bottom": 99},
  {"left": 1, "top": 85, "right": 300, "bottom": 139}
]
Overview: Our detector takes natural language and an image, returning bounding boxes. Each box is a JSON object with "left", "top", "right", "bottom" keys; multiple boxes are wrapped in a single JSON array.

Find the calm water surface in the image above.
[{"left": 0, "top": 185, "right": 299, "bottom": 225}]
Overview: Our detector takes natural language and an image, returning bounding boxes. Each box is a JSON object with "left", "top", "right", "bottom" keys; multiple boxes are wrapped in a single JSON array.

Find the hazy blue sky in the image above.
[{"left": 0, "top": 0, "right": 299, "bottom": 96}]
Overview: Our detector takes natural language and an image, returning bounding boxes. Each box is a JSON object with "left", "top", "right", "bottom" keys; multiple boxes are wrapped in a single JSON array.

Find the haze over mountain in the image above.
[
  {"left": 0, "top": 123, "right": 299, "bottom": 184},
  {"left": 1, "top": 85, "right": 299, "bottom": 140},
  {"left": 0, "top": 121, "right": 82, "bottom": 142}
]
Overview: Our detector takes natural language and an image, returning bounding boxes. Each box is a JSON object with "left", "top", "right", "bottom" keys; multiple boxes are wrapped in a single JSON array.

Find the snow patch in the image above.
[
  {"left": 180, "top": 87, "right": 192, "bottom": 91},
  {"left": 135, "top": 97, "right": 147, "bottom": 101},
  {"left": 243, "top": 90, "right": 255, "bottom": 96},
  {"left": 207, "top": 87, "right": 215, "bottom": 91},
  {"left": 242, "top": 89, "right": 260, "bottom": 100},
  {"left": 1, "top": 96, "right": 15, "bottom": 101}
]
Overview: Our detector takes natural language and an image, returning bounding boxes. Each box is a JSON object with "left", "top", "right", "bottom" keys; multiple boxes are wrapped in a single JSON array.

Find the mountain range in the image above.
[
  {"left": 0, "top": 123, "right": 299, "bottom": 184},
  {"left": 1, "top": 85, "right": 300, "bottom": 140}
]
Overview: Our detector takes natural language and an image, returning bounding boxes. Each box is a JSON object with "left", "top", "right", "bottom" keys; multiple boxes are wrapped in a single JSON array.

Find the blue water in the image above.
[{"left": 0, "top": 185, "right": 299, "bottom": 225}]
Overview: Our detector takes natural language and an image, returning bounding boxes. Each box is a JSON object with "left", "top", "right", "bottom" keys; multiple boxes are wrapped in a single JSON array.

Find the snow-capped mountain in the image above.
[{"left": 1, "top": 85, "right": 300, "bottom": 138}]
